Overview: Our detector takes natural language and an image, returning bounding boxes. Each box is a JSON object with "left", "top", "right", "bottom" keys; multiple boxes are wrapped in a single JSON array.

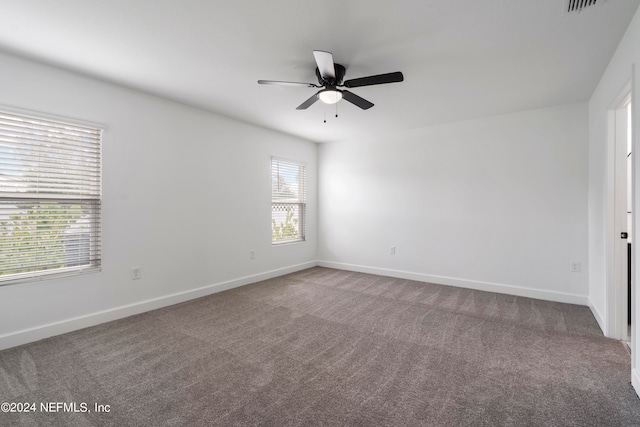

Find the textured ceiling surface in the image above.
[{"left": 0, "top": 0, "right": 638, "bottom": 142}]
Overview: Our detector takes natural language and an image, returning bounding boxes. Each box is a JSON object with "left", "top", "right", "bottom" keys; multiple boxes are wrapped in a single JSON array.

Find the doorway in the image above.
[
  {"left": 608, "top": 85, "right": 632, "bottom": 344},
  {"left": 625, "top": 97, "right": 633, "bottom": 345}
]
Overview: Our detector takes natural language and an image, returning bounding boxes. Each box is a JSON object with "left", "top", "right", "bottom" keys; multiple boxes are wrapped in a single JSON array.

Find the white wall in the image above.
[
  {"left": 318, "top": 103, "right": 589, "bottom": 304},
  {"left": 0, "top": 52, "right": 317, "bottom": 350},
  {"left": 588, "top": 5, "right": 640, "bottom": 392}
]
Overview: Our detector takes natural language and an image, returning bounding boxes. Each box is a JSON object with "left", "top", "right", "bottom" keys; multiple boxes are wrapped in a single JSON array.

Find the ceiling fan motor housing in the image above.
[{"left": 316, "top": 63, "right": 346, "bottom": 86}]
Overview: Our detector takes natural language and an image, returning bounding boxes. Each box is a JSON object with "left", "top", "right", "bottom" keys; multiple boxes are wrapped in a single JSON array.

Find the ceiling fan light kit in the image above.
[
  {"left": 318, "top": 89, "right": 342, "bottom": 104},
  {"left": 258, "top": 50, "right": 404, "bottom": 111}
]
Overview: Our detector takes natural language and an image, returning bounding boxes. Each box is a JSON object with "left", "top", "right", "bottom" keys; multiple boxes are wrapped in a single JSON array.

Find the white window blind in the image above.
[
  {"left": 271, "top": 157, "right": 306, "bottom": 244},
  {"left": 0, "top": 110, "right": 102, "bottom": 285}
]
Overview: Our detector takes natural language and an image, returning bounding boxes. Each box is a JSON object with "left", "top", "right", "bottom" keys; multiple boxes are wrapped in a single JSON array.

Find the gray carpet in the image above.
[{"left": 1, "top": 267, "right": 639, "bottom": 426}]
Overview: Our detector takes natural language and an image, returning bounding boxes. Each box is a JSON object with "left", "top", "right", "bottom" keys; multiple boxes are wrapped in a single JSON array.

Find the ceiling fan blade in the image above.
[
  {"left": 341, "top": 90, "right": 374, "bottom": 110},
  {"left": 343, "top": 71, "right": 404, "bottom": 88},
  {"left": 296, "top": 91, "right": 321, "bottom": 110},
  {"left": 258, "top": 80, "right": 317, "bottom": 87},
  {"left": 313, "top": 50, "right": 336, "bottom": 80}
]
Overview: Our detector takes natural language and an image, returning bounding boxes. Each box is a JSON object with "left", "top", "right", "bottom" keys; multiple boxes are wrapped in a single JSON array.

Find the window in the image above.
[
  {"left": 0, "top": 109, "right": 102, "bottom": 285},
  {"left": 271, "top": 157, "right": 306, "bottom": 244}
]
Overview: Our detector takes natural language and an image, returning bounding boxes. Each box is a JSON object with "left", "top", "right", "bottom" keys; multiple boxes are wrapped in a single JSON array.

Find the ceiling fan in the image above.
[{"left": 258, "top": 51, "right": 404, "bottom": 110}]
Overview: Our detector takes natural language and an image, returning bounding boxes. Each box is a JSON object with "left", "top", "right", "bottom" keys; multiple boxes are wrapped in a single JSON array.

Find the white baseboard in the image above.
[
  {"left": 588, "top": 299, "right": 607, "bottom": 335},
  {"left": 0, "top": 261, "right": 317, "bottom": 351},
  {"left": 317, "top": 260, "right": 588, "bottom": 306},
  {"left": 1, "top": 260, "right": 591, "bottom": 351},
  {"left": 632, "top": 369, "right": 640, "bottom": 398}
]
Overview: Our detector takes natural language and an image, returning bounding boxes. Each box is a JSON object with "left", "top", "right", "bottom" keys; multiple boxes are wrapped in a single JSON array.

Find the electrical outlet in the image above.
[
  {"left": 570, "top": 261, "right": 581, "bottom": 273},
  {"left": 250, "top": 249, "right": 255, "bottom": 259},
  {"left": 131, "top": 266, "right": 142, "bottom": 280},
  {"left": 390, "top": 246, "right": 396, "bottom": 255}
]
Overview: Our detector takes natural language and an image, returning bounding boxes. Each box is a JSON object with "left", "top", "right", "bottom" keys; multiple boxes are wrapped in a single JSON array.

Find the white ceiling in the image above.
[{"left": 0, "top": 0, "right": 638, "bottom": 143}]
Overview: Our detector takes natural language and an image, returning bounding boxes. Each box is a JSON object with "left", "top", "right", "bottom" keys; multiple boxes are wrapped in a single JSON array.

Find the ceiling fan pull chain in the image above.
[{"left": 335, "top": 102, "right": 338, "bottom": 118}]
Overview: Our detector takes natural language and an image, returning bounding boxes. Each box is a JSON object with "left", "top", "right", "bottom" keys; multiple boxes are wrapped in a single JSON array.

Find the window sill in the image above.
[
  {"left": 0, "top": 266, "right": 101, "bottom": 287},
  {"left": 272, "top": 239, "right": 306, "bottom": 246}
]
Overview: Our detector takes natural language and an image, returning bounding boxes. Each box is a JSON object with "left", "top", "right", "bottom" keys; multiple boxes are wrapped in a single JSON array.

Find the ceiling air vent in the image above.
[{"left": 563, "top": 0, "right": 602, "bottom": 14}]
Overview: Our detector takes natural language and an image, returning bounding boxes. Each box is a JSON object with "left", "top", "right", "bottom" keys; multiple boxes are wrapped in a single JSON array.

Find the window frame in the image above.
[
  {"left": 0, "top": 105, "right": 103, "bottom": 286},
  {"left": 271, "top": 156, "right": 306, "bottom": 245}
]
